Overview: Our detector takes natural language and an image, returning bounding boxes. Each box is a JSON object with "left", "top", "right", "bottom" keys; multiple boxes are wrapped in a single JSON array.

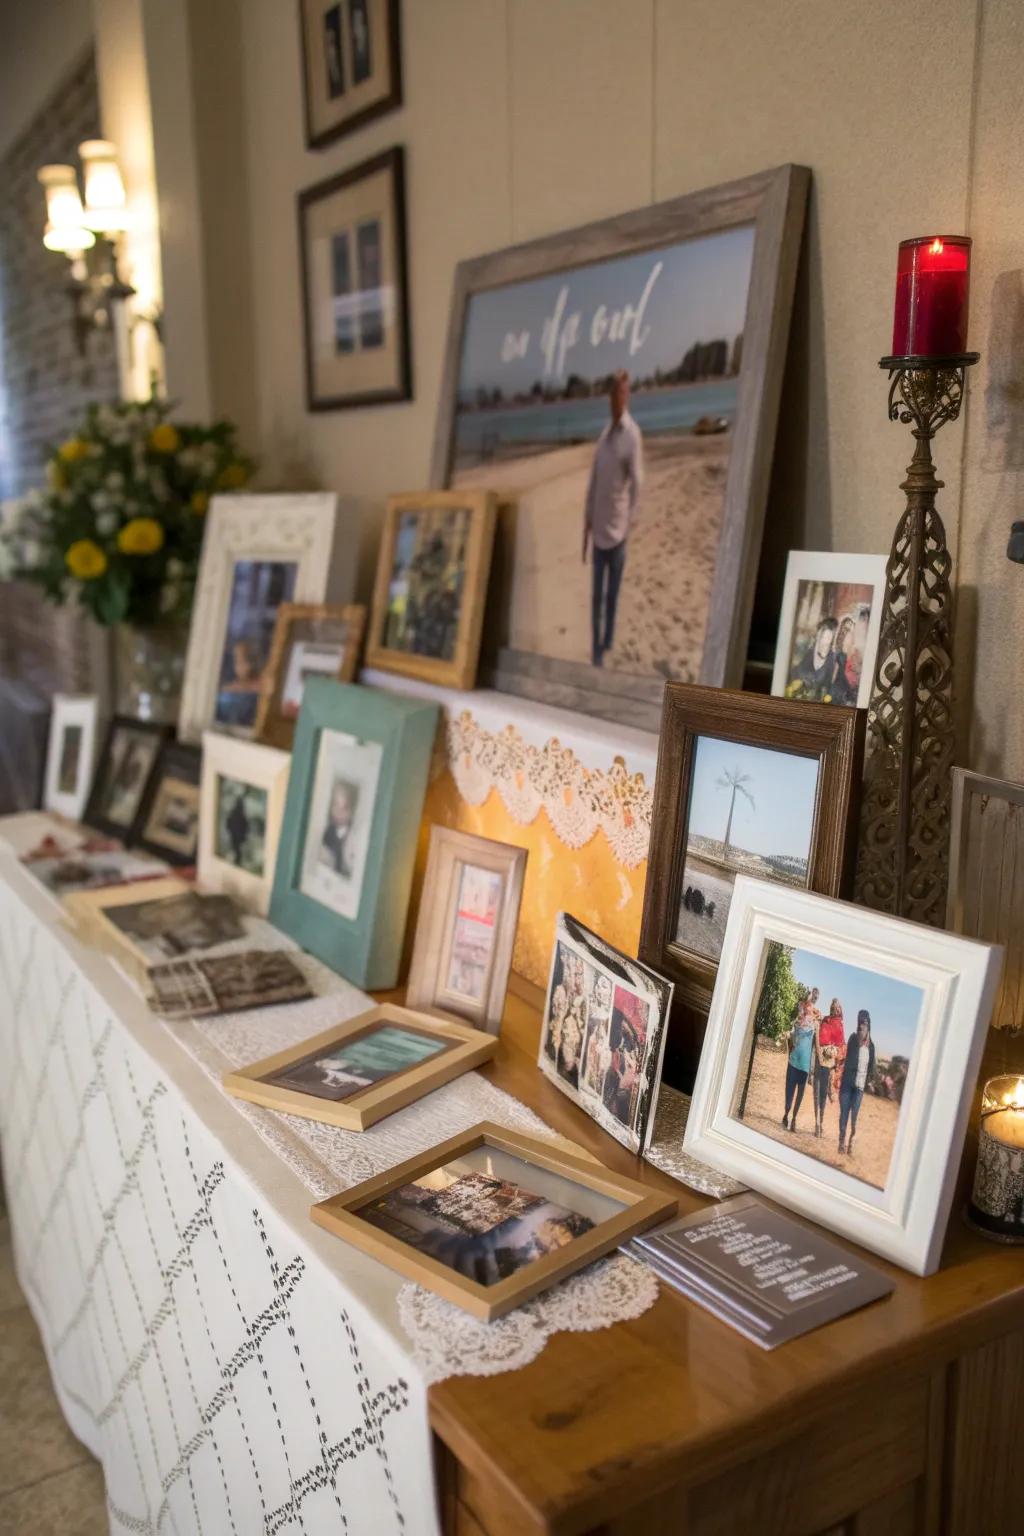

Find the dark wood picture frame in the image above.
[
  {"left": 298, "top": 146, "right": 412, "bottom": 412},
  {"left": 640, "top": 683, "right": 863, "bottom": 1082},
  {"left": 135, "top": 740, "right": 202, "bottom": 866},
  {"left": 83, "top": 716, "right": 172, "bottom": 845},
  {"left": 430, "top": 164, "right": 809, "bottom": 731},
  {"left": 298, "top": 0, "right": 402, "bottom": 151}
]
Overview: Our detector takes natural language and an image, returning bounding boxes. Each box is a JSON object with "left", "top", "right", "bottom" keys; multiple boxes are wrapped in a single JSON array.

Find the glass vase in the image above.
[{"left": 114, "top": 621, "right": 188, "bottom": 724}]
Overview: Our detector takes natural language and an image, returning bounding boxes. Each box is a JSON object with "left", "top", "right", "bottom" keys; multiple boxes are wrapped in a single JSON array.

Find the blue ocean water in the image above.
[{"left": 454, "top": 378, "right": 739, "bottom": 459}]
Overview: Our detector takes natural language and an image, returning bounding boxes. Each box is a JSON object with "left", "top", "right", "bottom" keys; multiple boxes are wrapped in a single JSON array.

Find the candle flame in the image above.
[
  {"left": 929, "top": 238, "right": 944, "bottom": 255},
  {"left": 1005, "top": 1078, "right": 1024, "bottom": 1111}
]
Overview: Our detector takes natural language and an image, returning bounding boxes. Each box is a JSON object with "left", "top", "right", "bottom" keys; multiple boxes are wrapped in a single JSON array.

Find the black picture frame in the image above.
[
  {"left": 134, "top": 741, "right": 203, "bottom": 866},
  {"left": 298, "top": 0, "right": 403, "bottom": 151},
  {"left": 83, "top": 717, "right": 172, "bottom": 845}
]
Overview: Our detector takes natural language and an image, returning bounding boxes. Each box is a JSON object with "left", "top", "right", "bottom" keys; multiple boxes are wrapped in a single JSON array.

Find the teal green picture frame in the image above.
[{"left": 269, "top": 679, "right": 439, "bottom": 989}]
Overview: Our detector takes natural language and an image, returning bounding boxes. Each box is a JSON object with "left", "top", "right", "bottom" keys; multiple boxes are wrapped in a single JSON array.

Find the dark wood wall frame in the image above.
[
  {"left": 298, "top": 0, "right": 403, "bottom": 151},
  {"left": 430, "top": 163, "right": 810, "bottom": 731},
  {"left": 640, "top": 683, "right": 863, "bottom": 1083}
]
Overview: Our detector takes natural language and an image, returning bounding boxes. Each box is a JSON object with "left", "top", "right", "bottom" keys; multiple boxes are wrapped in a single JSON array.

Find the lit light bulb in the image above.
[
  {"left": 37, "top": 165, "right": 95, "bottom": 254},
  {"left": 79, "top": 140, "right": 131, "bottom": 234}
]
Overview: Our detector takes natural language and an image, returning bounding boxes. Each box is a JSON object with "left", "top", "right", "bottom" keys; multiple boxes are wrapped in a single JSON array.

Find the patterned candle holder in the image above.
[{"left": 967, "top": 1074, "right": 1024, "bottom": 1243}]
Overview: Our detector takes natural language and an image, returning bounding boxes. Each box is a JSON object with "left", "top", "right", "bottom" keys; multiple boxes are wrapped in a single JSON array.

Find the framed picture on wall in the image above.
[
  {"left": 298, "top": 0, "right": 402, "bottom": 150},
  {"left": 770, "top": 551, "right": 887, "bottom": 709},
  {"left": 198, "top": 732, "right": 292, "bottom": 916},
  {"left": 255, "top": 601, "right": 367, "bottom": 750},
  {"left": 43, "top": 694, "right": 99, "bottom": 823},
  {"left": 178, "top": 494, "right": 338, "bottom": 744},
  {"left": 431, "top": 164, "right": 809, "bottom": 730},
  {"left": 298, "top": 147, "right": 412, "bottom": 411},
  {"left": 365, "top": 491, "right": 497, "bottom": 689}
]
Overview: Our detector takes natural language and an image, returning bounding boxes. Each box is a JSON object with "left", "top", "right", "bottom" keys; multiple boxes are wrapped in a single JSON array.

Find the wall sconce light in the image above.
[{"left": 37, "top": 141, "right": 157, "bottom": 356}]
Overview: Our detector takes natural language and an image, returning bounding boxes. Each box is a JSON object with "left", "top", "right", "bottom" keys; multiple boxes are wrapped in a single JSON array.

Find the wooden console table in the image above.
[{"left": 426, "top": 991, "right": 1024, "bottom": 1536}]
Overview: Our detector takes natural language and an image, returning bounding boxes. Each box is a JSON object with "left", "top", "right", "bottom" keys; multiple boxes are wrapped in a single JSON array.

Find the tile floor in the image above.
[{"left": 0, "top": 1200, "right": 108, "bottom": 1533}]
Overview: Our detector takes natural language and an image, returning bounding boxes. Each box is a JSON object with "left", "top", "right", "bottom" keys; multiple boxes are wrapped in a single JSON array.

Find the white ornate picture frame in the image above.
[
  {"left": 43, "top": 694, "right": 100, "bottom": 822},
  {"left": 685, "top": 876, "right": 1001, "bottom": 1275},
  {"left": 179, "top": 493, "right": 339, "bottom": 745},
  {"left": 198, "top": 732, "right": 291, "bottom": 916},
  {"left": 771, "top": 550, "right": 887, "bottom": 709}
]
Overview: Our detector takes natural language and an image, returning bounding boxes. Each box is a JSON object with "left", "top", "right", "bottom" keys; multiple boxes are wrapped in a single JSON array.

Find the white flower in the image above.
[
  {"left": 105, "top": 471, "right": 124, "bottom": 491},
  {"left": 166, "top": 557, "right": 185, "bottom": 579},
  {"left": 159, "top": 582, "right": 179, "bottom": 613},
  {"left": 91, "top": 490, "right": 112, "bottom": 513},
  {"left": 19, "top": 538, "right": 40, "bottom": 568},
  {"left": 177, "top": 447, "right": 202, "bottom": 471},
  {"left": 96, "top": 511, "right": 119, "bottom": 536}
]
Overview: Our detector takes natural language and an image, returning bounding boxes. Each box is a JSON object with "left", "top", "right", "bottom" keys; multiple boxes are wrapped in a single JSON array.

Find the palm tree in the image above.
[{"left": 717, "top": 768, "right": 755, "bottom": 858}]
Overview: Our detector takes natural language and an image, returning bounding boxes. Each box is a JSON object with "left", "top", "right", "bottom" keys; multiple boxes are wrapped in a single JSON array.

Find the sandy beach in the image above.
[
  {"left": 735, "top": 1040, "right": 900, "bottom": 1193},
  {"left": 454, "top": 428, "right": 730, "bottom": 680}
]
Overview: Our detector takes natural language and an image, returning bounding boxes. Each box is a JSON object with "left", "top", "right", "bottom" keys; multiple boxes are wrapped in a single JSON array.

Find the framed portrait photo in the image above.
[
  {"left": 312, "top": 1121, "right": 676, "bottom": 1321},
  {"left": 684, "top": 877, "right": 1001, "bottom": 1275},
  {"left": 43, "top": 694, "right": 99, "bottom": 822},
  {"left": 135, "top": 741, "right": 202, "bottom": 866},
  {"left": 299, "top": 146, "right": 411, "bottom": 411},
  {"left": 299, "top": 0, "right": 402, "bottom": 150},
  {"left": 432, "top": 164, "right": 809, "bottom": 730},
  {"left": 179, "top": 494, "right": 339, "bottom": 745},
  {"left": 406, "top": 827, "right": 526, "bottom": 1035},
  {"left": 365, "top": 491, "right": 496, "bottom": 689},
  {"left": 84, "top": 717, "right": 170, "bottom": 843},
  {"left": 640, "top": 683, "right": 863, "bottom": 1076},
  {"left": 198, "top": 733, "right": 291, "bottom": 915},
  {"left": 771, "top": 551, "right": 888, "bottom": 709},
  {"left": 255, "top": 601, "right": 367, "bottom": 750},
  {"left": 270, "top": 679, "right": 438, "bottom": 989},
  {"left": 948, "top": 767, "right": 1024, "bottom": 1035},
  {"left": 224, "top": 1003, "right": 496, "bottom": 1131}
]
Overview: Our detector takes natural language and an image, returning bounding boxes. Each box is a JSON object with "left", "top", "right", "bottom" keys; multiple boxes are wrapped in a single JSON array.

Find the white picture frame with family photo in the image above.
[
  {"left": 43, "top": 694, "right": 99, "bottom": 822},
  {"left": 684, "top": 876, "right": 1001, "bottom": 1275},
  {"left": 198, "top": 732, "right": 291, "bottom": 915},
  {"left": 770, "top": 550, "right": 888, "bottom": 710},
  {"left": 178, "top": 494, "right": 339, "bottom": 746}
]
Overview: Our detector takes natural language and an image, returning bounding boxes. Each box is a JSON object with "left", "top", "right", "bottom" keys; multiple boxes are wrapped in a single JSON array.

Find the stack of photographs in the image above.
[
  {"left": 103, "top": 890, "right": 247, "bottom": 962},
  {"left": 147, "top": 950, "right": 314, "bottom": 1020}
]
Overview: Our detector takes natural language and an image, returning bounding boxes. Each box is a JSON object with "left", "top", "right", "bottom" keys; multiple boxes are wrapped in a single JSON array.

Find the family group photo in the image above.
[{"left": 782, "top": 576, "right": 876, "bottom": 706}]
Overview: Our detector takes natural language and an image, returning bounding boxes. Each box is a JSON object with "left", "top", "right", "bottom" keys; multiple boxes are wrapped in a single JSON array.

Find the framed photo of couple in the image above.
[
  {"left": 684, "top": 877, "right": 1001, "bottom": 1275},
  {"left": 771, "top": 551, "right": 887, "bottom": 708}
]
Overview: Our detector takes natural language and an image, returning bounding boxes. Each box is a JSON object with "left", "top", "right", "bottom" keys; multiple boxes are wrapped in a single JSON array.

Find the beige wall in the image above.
[
  {"left": 0, "top": 0, "right": 93, "bottom": 157},
  {"left": 160, "top": 0, "right": 1023, "bottom": 775}
]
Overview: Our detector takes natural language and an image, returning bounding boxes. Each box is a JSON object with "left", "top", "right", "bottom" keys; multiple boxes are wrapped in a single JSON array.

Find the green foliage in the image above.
[
  {"left": 4, "top": 397, "right": 253, "bottom": 628},
  {"left": 754, "top": 941, "right": 799, "bottom": 1040}
]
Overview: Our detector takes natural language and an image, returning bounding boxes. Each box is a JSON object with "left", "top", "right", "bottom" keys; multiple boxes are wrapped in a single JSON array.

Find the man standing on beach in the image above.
[{"left": 583, "top": 369, "right": 643, "bottom": 667}]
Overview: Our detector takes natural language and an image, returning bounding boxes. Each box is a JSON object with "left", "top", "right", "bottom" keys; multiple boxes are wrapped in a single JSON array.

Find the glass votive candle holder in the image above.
[{"left": 967, "top": 1075, "right": 1024, "bottom": 1243}]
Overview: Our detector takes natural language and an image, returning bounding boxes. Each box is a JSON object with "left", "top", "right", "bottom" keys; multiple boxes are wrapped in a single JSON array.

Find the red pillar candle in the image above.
[{"left": 891, "top": 236, "right": 971, "bottom": 357}]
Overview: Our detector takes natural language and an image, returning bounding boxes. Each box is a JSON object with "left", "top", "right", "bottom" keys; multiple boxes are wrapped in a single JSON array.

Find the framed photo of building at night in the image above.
[{"left": 298, "top": 147, "right": 411, "bottom": 411}]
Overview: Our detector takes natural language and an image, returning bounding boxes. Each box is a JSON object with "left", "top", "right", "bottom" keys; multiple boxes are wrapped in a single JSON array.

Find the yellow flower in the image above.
[
  {"left": 217, "top": 462, "right": 248, "bottom": 489},
  {"left": 190, "top": 490, "right": 209, "bottom": 516},
  {"left": 148, "top": 423, "right": 180, "bottom": 454},
  {"left": 117, "top": 516, "right": 165, "bottom": 556},
  {"left": 65, "top": 539, "right": 108, "bottom": 580},
  {"left": 58, "top": 436, "right": 90, "bottom": 463}
]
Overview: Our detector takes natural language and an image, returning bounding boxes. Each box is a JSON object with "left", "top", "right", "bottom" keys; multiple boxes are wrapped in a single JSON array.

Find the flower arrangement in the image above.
[{"left": 9, "top": 398, "right": 253, "bottom": 627}]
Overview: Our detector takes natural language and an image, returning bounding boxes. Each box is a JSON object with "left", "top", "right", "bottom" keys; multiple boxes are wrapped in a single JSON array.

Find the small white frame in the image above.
[
  {"left": 685, "top": 875, "right": 1001, "bottom": 1275},
  {"left": 43, "top": 694, "right": 99, "bottom": 822},
  {"left": 198, "top": 732, "right": 291, "bottom": 915},
  {"left": 770, "top": 550, "right": 887, "bottom": 709},
  {"left": 178, "top": 493, "right": 339, "bottom": 745}
]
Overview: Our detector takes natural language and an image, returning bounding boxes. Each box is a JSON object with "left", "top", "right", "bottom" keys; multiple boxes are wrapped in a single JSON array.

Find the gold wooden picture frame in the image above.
[
  {"left": 222, "top": 1003, "right": 497, "bottom": 1131},
  {"left": 406, "top": 827, "right": 526, "bottom": 1036},
  {"left": 255, "top": 601, "right": 367, "bottom": 750},
  {"left": 365, "top": 490, "right": 497, "bottom": 690},
  {"left": 62, "top": 875, "right": 194, "bottom": 987},
  {"left": 311, "top": 1121, "right": 676, "bottom": 1320}
]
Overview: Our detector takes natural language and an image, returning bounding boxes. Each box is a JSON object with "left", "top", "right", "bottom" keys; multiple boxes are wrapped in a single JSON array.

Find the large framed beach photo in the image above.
[
  {"left": 299, "top": 0, "right": 402, "bottom": 150},
  {"left": 179, "top": 494, "right": 339, "bottom": 745},
  {"left": 198, "top": 733, "right": 292, "bottom": 916},
  {"left": 365, "top": 491, "right": 497, "bottom": 690},
  {"left": 431, "top": 164, "right": 809, "bottom": 729},
  {"left": 684, "top": 878, "right": 1001, "bottom": 1275},
  {"left": 406, "top": 827, "right": 526, "bottom": 1035},
  {"left": 312, "top": 1121, "right": 676, "bottom": 1320},
  {"left": 771, "top": 551, "right": 888, "bottom": 709},
  {"left": 270, "top": 679, "right": 438, "bottom": 989},
  {"left": 640, "top": 683, "right": 863, "bottom": 1074},
  {"left": 299, "top": 147, "right": 411, "bottom": 411},
  {"left": 43, "top": 694, "right": 99, "bottom": 822},
  {"left": 224, "top": 1003, "right": 496, "bottom": 1131}
]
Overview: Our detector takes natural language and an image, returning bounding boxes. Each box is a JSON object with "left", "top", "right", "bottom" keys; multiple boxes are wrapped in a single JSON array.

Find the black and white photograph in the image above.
[
  {"left": 299, "top": 729, "right": 382, "bottom": 920},
  {"left": 215, "top": 776, "right": 268, "bottom": 876},
  {"left": 300, "top": 0, "right": 401, "bottom": 149},
  {"left": 263, "top": 1023, "right": 451, "bottom": 1103},
  {"left": 147, "top": 949, "right": 314, "bottom": 1020},
  {"left": 105, "top": 890, "right": 245, "bottom": 963},
  {"left": 95, "top": 725, "right": 162, "bottom": 830}
]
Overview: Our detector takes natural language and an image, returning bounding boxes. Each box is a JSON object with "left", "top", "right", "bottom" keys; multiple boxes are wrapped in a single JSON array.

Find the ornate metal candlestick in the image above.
[{"left": 855, "top": 351, "right": 979, "bottom": 926}]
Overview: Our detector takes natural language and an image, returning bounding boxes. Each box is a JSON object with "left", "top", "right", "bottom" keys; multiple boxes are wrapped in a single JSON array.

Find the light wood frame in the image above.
[
  {"left": 770, "top": 550, "right": 888, "bottom": 710},
  {"left": 311, "top": 1121, "right": 676, "bottom": 1320},
  {"left": 178, "top": 494, "right": 339, "bottom": 745},
  {"left": 684, "top": 876, "right": 1001, "bottom": 1276},
  {"left": 640, "top": 683, "right": 863, "bottom": 1081},
  {"left": 406, "top": 827, "right": 526, "bottom": 1034},
  {"left": 43, "top": 694, "right": 99, "bottom": 823},
  {"left": 83, "top": 716, "right": 171, "bottom": 844},
  {"left": 430, "top": 163, "right": 809, "bottom": 731},
  {"left": 948, "top": 767, "right": 1024, "bottom": 1034},
  {"left": 223, "top": 1002, "right": 496, "bottom": 1131},
  {"left": 62, "top": 875, "right": 192, "bottom": 987},
  {"left": 255, "top": 601, "right": 367, "bottom": 750},
  {"left": 198, "top": 732, "right": 291, "bottom": 916},
  {"left": 365, "top": 491, "right": 497, "bottom": 690}
]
